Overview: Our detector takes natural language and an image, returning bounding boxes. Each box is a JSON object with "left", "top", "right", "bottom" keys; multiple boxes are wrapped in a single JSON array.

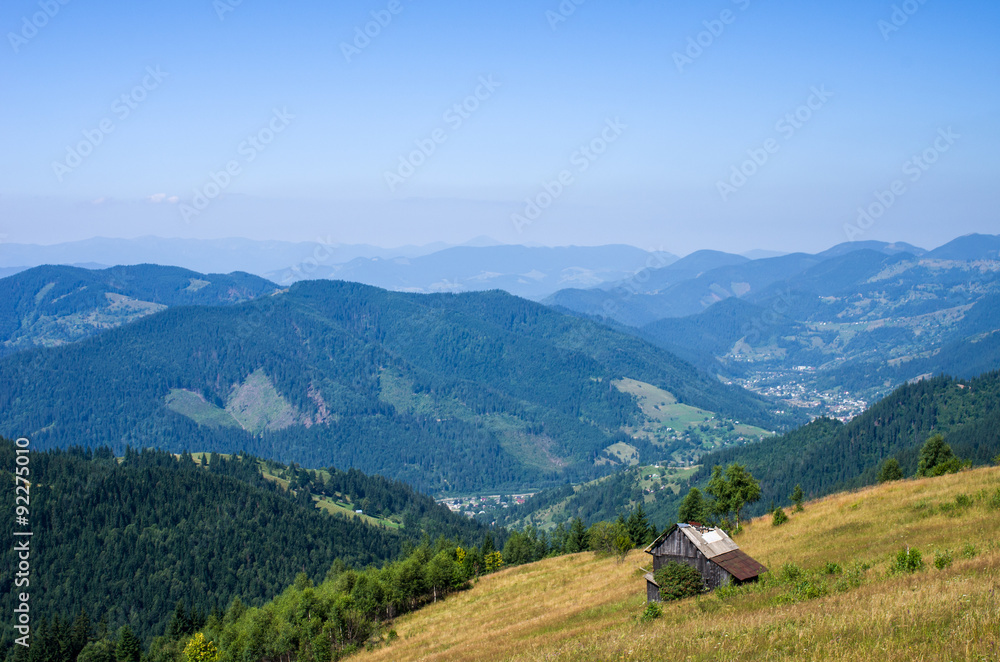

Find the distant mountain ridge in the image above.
[
  {"left": 545, "top": 239, "right": 942, "bottom": 324},
  {"left": 0, "top": 237, "right": 674, "bottom": 299},
  {"left": 547, "top": 234, "right": 1000, "bottom": 412},
  {"left": 299, "top": 244, "right": 674, "bottom": 299},
  {"left": 0, "top": 264, "right": 278, "bottom": 355},
  {"left": 0, "top": 236, "right": 442, "bottom": 275}
]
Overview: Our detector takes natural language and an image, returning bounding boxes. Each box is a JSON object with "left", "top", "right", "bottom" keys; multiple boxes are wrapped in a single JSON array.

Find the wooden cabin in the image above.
[{"left": 643, "top": 523, "right": 767, "bottom": 601}]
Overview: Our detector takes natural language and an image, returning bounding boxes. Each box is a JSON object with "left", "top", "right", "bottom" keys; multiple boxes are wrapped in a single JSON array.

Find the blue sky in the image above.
[{"left": 1, "top": 0, "right": 997, "bottom": 255}]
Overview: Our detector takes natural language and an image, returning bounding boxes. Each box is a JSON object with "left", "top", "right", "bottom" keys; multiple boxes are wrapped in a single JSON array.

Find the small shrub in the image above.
[
  {"left": 654, "top": 562, "right": 705, "bottom": 601},
  {"left": 791, "top": 580, "right": 827, "bottom": 601},
  {"left": 833, "top": 561, "right": 869, "bottom": 592},
  {"left": 962, "top": 543, "right": 978, "bottom": 559},
  {"left": 933, "top": 550, "right": 953, "bottom": 570},
  {"left": 778, "top": 562, "right": 804, "bottom": 583},
  {"left": 714, "top": 583, "right": 743, "bottom": 600},
  {"left": 954, "top": 493, "right": 973, "bottom": 508},
  {"left": 990, "top": 488, "right": 1000, "bottom": 510},
  {"left": 640, "top": 602, "right": 663, "bottom": 622},
  {"left": 823, "top": 562, "right": 842, "bottom": 575},
  {"left": 772, "top": 507, "right": 789, "bottom": 527},
  {"left": 892, "top": 547, "right": 924, "bottom": 574},
  {"left": 877, "top": 458, "right": 903, "bottom": 483}
]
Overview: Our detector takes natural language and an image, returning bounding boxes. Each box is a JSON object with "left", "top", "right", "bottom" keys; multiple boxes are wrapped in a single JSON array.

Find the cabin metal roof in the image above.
[
  {"left": 679, "top": 525, "right": 739, "bottom": 559},
  {"left": 644, "top": 523, "right": 739, "bottom": 560},
  {"left": 644, "top": 523, "right": 768, "bottom": 580},
  {"left": 711, "top": 550, "right": 769, "bottom": 581}
]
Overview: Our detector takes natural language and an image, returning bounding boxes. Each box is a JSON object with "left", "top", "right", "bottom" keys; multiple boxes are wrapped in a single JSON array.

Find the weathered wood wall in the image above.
[{"left": 649, "top": 529, "right": 733, "bottom": 590}]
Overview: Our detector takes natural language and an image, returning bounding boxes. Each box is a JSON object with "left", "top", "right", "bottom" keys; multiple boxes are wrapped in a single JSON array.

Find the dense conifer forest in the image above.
[{"left": 0, "top": 441, "right": 491, "bottom": 658}]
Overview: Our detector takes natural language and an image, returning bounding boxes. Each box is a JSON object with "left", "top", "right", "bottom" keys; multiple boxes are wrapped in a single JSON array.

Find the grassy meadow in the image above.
[{"left": 356, "top": 466, "right": 1000, "bottom": 661}]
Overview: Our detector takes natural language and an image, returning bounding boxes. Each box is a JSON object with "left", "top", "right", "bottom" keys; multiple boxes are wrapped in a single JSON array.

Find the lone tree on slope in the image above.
[
  {"left": 706, "top": 463, "right": 761, "bottom": 531},
  {"left": 916, "top": 434, "right": 964, "bottom": 477}
]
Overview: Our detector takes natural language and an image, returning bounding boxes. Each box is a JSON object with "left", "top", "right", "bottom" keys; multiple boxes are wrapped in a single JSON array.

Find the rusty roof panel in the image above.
[{"left": 712, "top": 550, "right": 768, "bottom": 581}]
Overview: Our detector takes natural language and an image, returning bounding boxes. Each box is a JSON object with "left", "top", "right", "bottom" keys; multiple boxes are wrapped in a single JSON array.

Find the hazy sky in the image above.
[{"left": 1, "top": 0, "right": 997, "bottom": 255}]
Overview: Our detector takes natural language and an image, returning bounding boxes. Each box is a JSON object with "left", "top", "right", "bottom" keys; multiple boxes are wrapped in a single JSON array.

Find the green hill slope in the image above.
[
  {"left": 350, "top": 465, "right": 1000, "bottom": 662},
  {"left": 148, "top": 465, "right": 1000, "bottom": 662},
  {"left": 0, "top": 280, "right": 798, "bottom": 493}
]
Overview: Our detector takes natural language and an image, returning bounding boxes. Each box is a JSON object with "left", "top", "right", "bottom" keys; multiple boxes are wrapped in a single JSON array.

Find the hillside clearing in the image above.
[
  {"left": 613, "top": 377, "right": 773, "bottom": 464},
  {"left": 357, "top": 466, "right": 1000, "bottom": 661}
]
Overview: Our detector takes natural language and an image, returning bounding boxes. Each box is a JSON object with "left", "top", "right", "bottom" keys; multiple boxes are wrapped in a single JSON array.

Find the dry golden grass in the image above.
[{"left": 356, "top": 467, "right": 1000, "bottom": 662}]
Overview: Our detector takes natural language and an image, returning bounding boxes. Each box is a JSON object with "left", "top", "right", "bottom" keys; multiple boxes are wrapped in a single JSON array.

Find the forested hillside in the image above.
[
  {"left": 692, "top": 371, "right": 1000, "bottom": 515},
  {"left": 505, "top": 371, "right": 1000, "bottom": 530},
  {"left": 0, "top": 280, "right": 797, "bottom": 493},
  {"left": 0, "top": 440, "right": 489, "bottom": 656},
  {"left": 0, "top": 264, "right": 278, "bottom": 355}
]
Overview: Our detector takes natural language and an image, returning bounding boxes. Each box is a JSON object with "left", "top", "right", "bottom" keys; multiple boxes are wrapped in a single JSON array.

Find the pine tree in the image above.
[
  {"left": 115, "top": 625, "right": 141, "bottom": 662},
  {"left": 71, "top": 609, "right": 92, "bottom": 659},
  {"left": 167, "top": 600, "right": 190, "bottom": 638},
  {"left": 677, "top": 487, "right": 707, "bottom": 524},
  {"left": 625, "top": 503, "right": 655, "bottom": 546},
  {"left": 567, "top": 517, "right": 588, "bottom": 553},
  {"left": 791, "top": 484, "right": 804, "bottom": 512},
  {"left": 877, "top": 458, "right": 903, "bottom": 483}
]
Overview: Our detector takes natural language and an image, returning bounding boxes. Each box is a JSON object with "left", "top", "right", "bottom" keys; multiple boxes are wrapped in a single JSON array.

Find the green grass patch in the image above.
[{"left": 165, "top": 389, "right": 242, "bottom": 429}]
